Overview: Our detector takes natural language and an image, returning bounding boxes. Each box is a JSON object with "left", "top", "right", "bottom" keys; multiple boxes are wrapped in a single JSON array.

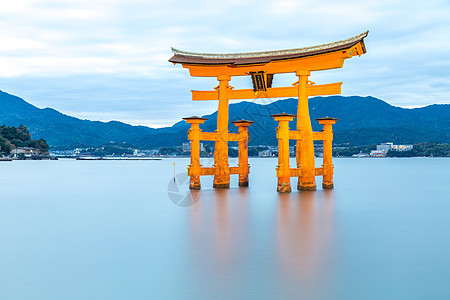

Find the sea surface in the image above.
[{"left": 1, "top": 157, "right": 449, "bottom": 300}]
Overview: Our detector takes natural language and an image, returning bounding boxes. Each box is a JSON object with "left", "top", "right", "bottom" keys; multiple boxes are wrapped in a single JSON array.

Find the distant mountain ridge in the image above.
[
  {"left": 0, "top": 90, "right": 449, "bottom": 148},
  {"left": 0, "top": 90, "right": 157, "bottom": 147}
]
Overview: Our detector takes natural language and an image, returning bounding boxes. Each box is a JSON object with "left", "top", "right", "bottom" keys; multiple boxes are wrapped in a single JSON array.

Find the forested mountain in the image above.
[
  {"left": 1, "top": 90, "right": 449, "bottom": 148},
  {"left": 0, "top": 90, "right": 156, "bottom": 148}
]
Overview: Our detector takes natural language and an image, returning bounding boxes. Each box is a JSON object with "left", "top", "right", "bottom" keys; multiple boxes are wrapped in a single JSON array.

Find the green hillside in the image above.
[{"left": 1, "top": 90, "right": 449, "bottom": 148}]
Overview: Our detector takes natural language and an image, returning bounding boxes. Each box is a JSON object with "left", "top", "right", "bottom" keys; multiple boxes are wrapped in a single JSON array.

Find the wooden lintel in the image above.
[
  {"left": 199, "top": 166, "right": 244, "bottom": 176},
  {"left": 200, "top": 167, "right": 216, "bottom": 176},
  {"left": 199, "top": 132, "right": 216, "bottom": 141},
  {"left": 315, "top": 167, "right": 325, "bottom": 176},
  {"left": 192, "top": 86, "right": 298, "bottom": 101},
  {"left": 289, "top": 167, "right": 325, "bottom": 177},
  {"left": 290, "top": 168, "right": 302, "bottom": 177},
  {"left": 229, "top": 166, "right": 240, "bottom": 174},
  {"left": 289, "top": 130, "right": 302, "bottom": 140},
  {"left": 313, "top": 131, "right": 325, "bottom": 141},
  {"left": 192, "top": 90, "right": 218, "bottom": 101},
  {"left": 185, "top": 50, "right": 353, "bottom": 77},
  {"left": 228, "top": 133, "right": 240, "bottom": 142},
  {"left": 192, "top": 82, "right": 341, "bottom": 101},
  {"left": 307, "top": 82, "right": 342, "bottom": 96}
]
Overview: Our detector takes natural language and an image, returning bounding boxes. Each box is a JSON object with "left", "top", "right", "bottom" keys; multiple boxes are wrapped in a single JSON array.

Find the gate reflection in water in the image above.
[{"left": 186, "top": 186, "right": 336, "bottom": 299}]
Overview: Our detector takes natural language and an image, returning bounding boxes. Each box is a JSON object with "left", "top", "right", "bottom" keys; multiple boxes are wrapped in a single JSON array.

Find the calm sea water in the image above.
[{"left": 0, "top": 157, "right": 449, "bottom": 300}]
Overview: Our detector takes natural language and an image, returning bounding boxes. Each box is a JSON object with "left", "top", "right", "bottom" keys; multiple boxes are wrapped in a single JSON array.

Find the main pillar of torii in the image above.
[{"left": 169, "top": 31, "right": 368, "bottom": 191}]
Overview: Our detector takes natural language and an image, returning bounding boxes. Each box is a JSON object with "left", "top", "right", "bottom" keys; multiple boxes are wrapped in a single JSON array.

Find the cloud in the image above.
[{"left": 0, "top": 0, "right": 449, "bottom": 128}]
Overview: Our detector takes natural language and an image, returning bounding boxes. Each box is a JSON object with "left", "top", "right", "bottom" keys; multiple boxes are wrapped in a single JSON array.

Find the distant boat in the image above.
[
  {"left": 352, "top": 152, "right": 369, "bottom": 158},
  {"left": 76, "top": 157, "right": 162, "bottom": 161}
]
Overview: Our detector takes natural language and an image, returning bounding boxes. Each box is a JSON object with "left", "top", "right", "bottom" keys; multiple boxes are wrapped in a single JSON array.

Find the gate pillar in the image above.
[
  {"left": 232, "top": 120, "right": 253, "bottom": 187},
  {"left": 316, "top": 117, "right": 338, "bottom": 189},
  {"left": 272, "top": 113, "right": 295, "bottom": 193},
  {"left": 183, "top": 116, "right": 207, "bottom": 190}
]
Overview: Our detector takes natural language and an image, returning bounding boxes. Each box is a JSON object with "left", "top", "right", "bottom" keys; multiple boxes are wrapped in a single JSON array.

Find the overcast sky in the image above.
[{"left": 0, "top": 0, "right": 449, "bottom": 127}]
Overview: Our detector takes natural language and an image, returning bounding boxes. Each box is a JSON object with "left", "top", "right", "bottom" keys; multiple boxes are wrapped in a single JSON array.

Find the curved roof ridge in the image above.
[{"left": 171, "top": 31, "right": 368, "bottom": 59}]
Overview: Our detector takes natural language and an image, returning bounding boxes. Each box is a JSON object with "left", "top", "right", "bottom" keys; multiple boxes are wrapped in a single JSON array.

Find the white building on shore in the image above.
[
  {"left": 10, "top": 147, "right": 40, "bottom": 157},
  {"left": 370, "top": 142, "right": 414, "bottom": 157}
]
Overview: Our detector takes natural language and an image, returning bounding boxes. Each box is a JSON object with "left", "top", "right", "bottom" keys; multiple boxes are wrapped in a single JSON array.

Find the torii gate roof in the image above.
[{"left": 169, "top": 31, "right": 368, "bottom": 66}]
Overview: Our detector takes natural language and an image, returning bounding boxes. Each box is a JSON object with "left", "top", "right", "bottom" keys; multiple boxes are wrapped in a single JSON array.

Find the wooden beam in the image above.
[
  {"left": 199, "top": 132, "right": 216, "bottom": 141},
  {"left": 315, "top": 167, "right": 325, "bottom": 176},
  {"left": 312, "top": 131, "right": 325, "bottom": 141},
  {"left": 200, "top": 167, "right": 216, "bottom": 176},
  {"left": 192, "top": 82, "right": 341, "bottom": 101},
  {"left": 192, "top": 86, "right": 298, "bottom": 101},
  {"left": 229, "top": 167, "right": 240, "bottom": 174},
  {"left": 185, "top": 50, "right": 354, "bottom": 77},
  {"left": 307, "top": 82, "right": 342, "bottom": 96},
  {"left": 290, "top": 168, "right": 302, "bottom": 177},
  {"left": 289, "top": 130, "right": 302, "bottom": 140},
  {"left": 228, "top": 133, "right": 240, "bottom": 142},
  {"left": 192, "top": 90, "right": 218, "bottom": 101},
  {"left": 289, "top": 167, "right": 326, "bottom": 177}
]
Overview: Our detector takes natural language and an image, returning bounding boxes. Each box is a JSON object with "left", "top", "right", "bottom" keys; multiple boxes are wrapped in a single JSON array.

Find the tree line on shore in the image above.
[
  {"left": 160, "top": 143, "right": 450, "bottom": 158},
  {"left": 0, "top": 125, "right": 49, "bottom": 157},
  {"left": 332, "top": 143, "right": 450, "bottom": 157}
]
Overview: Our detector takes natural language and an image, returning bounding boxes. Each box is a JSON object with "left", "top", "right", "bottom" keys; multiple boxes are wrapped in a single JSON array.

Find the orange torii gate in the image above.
[{"left": 170, "top": 31, "right": 368, "bottom": 192}]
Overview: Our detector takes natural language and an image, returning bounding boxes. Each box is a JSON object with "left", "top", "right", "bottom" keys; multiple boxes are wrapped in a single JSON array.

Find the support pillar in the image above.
[
  {"left": 296, "top": 70, "right": 316, "bottom": 191},
  {"left": 213, "top": 75, "right": 231, "bottom": 188},
  {"left": 183, "top": 116, "right": 207, "bottom": 190},
  {"left": 272, "top": 113, "right": 295, "bottom": 193},
  {"left": 232, "top": 120, "right": 254, "bottom": 187},
  {"left": 316, "top": 117, "right": 338, "bottom": 189}
]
